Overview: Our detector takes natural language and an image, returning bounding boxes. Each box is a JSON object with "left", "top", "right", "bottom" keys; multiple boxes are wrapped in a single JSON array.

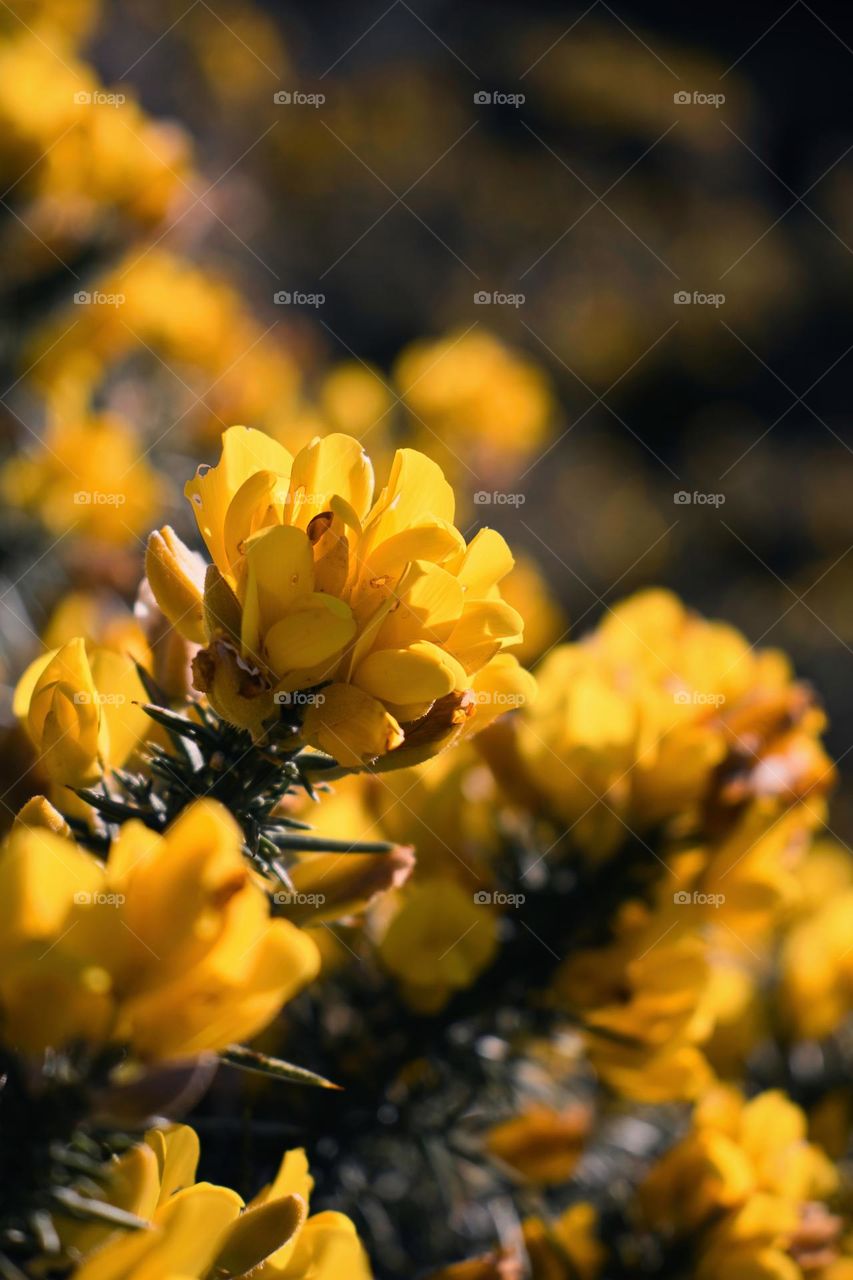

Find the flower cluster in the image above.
[
  {"left": 147, "top": 425, "right": 535, "bottom": 766},
  {"left": 0, "top": 6, "right": 850, "bottom": 1277}
]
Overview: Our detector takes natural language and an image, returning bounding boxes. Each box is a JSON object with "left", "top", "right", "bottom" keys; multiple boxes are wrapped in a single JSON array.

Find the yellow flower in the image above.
[
  {"left": 522, "top": 1203, "right": 605, "bottom": 1280},
  {"left": 486, "top": 1103, "right": 592, "bottom": 1185},
  {"left": 0, "top": 35, "right": 190, "bottom": 277},
  {"left": 781, "top": 883, "right": 853, "bottom": 1040},
  {"left": 14, "top": 636, "right": 149, "bottom": 792},
  {"left": 554, "top": 898, "right": 715, "bottom": 1102},
  {"left": 516, "top": 590, "right": 833, "bottom": 862},
  {"left": 146, "top": 426, "right": 533, "bottom": 768},
  {"left": 68, "top": 1125, "right": 372, "bottom": 1280},
  {"left": 320, "top": 361, "right": 392, "bottom": 438},
  {"left": 0, "top": 799, "right": 319, "bottom": 1059},
  {"left": 393, "top": 329, "right": 553, "bottom": 474},
  {"left": 1, "top": 409, "right": 163, "bottom": 546},
  {"left": 377, "top": 878, "right": 498, "bottom": 1012},
  {"left": 27, "top": 252, "right": 301, "bottom": 442},
  {"left": 639, "top": 1087, "right": 841, "bottom": 1279}
]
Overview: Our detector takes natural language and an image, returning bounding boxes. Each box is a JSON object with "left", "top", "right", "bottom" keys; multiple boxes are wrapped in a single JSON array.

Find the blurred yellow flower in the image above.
[
  {"left": 500, "top": 554, "right": 567, "bottom": 665},
  {"left": 320, "top": 360, "right": 393, "bottom": 438},
  {"left": 522, "top": 1202, "right": 605, "bottom": 1280},
  {"left": 0, "top": 32, "right": 190, "bottom": 266},
  {"left": 394, "top": 329, "right": 553, "bottom": 474},
  {"left": 68, "top": 1125, "right": 371, "bottom": 1280},
  {"left": 639, "top": 1087, "right": 841, "bottom": 1280},
  {"left": 554, "top": 897, "right": 715, "bottom": 1102},
  {"left": 377, "top": 878, "right": 498, "bottom": 1012},
  {"left": 0, "top": 799, "right": 319, "bottom": 1058},
  {"left": 26, "top": 251, "right": 301, "bottom": 442},
  {"left": 516, "top": 589, "right": 833, "bottom": 860},
  {"left": 486, "top": 1103, "right": 592, "bottom": 1185},
  {"left": 14, "top": 636, "right": 149, "bottom": 792},
  {"left": 1, "top": 409, "right": 163, "bottom": 545},
  {"left": 781, "top": 880, "right": 853, "bottom": 1041},
  {"left": 147, "top": 425, "right": 534, "bottom": 767}
]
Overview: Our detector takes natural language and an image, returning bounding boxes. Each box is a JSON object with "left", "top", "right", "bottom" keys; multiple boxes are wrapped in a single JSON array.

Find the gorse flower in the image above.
[
  {"left": 514, "top": 589, "right": 832, "bottom": 858},
  {"left": 146, "top": 426, "right": 534, "bottom": 767},
  {"left": 639, "top": 1087, "right": 843, "bottom": 1280},
  {"left": 0, "top": 799, "right": 319, "bottom": 1059},
  {"left": 14, "top": 635, "right": 149, "bottom": 793},
  {"left": 554, "top": 896, "right": 715, "bottom": 1102},
  {"left": 68, "top": 1124, "right": 372, "bottom": 1279},
  {"left": 1, "top": 408, "right": 164, "bottom": 545}
]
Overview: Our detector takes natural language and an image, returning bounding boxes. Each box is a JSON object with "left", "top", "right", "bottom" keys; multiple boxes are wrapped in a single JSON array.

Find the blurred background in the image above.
[{"left": 1, "top": 0, "right": 852, "bottom": 810}]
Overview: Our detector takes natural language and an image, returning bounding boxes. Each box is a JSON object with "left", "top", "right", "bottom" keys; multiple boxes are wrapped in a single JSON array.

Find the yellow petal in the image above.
[
  {"left": 360, "top": 447, "right": 456, "bottom": 562},
  {"left": 88, "top": 649, "right": 150, "bottom": 771},
  {"left": 283, "top": 1209, "right": 373, "bottom": 1280},
  {"left": 354, "top": 640, "right": 465, "bottom": 705},
  {"left": 186, "top": 425, "right": 293, "bottom": 575},
  {"left": 265, "top": 594, "right": 356, "bottom": 677},
  {"left": 12, "top": 648, "right": 56, "bottom": 721},
  {"left": 214, "top": 1194, "right": 306, "bottom": 1276},
  {"left": 144, "top": 527, "right": 206, "bottom": 644},
  {"left": 0, "top": 826, "right": 103, "bottom": 953},
  {"left": 25, "top": 638, "right": 103, "bottom": 786},
  {"left": 241, "top": 525, "right": 314, "bottom": 669},
  {"left": 375, "top": 562, "right": 464, "bottom": 649},
  {"left": 446, "top": 600, "right": 524, "bottom": 673},
  {"left": 455, "top": 527, "right": 515, "bottom": 595},
  {"left": 145, "top": 1124, "right": 200, "bottom": 1202},
  {"left": 223, "top": 469, "right": 289, "bottom": 573},
  {"left": 302, "top": 682, "right": 403, "bottom": 767},
  {"left": 286, "top": 433, "right": 374, "bottom": 528}
]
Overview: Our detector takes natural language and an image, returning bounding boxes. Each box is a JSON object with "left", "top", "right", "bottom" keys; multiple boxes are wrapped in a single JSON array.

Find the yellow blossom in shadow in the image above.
[
  {"left": 66, "top": 1123, "right": 371, "bottom": 1279},
  {"left": 0, "top": 799, "right": 319, "bottom": 1059},
  {"left": 639, "top": 1086, "right": 841, "bottom": 1280}
]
